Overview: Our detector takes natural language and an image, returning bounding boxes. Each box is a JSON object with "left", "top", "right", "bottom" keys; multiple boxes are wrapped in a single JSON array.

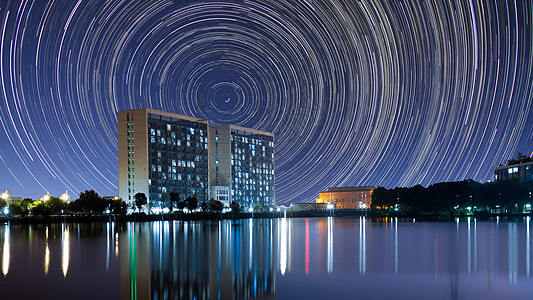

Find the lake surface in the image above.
[{"left": 0, "top": 217, "right": 532, "bottom": 299}]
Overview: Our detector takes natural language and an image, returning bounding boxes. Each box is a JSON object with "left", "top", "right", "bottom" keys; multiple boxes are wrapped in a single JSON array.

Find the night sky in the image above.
[{"left": 0, "top": 0, "right": 532, "bottom": 205}]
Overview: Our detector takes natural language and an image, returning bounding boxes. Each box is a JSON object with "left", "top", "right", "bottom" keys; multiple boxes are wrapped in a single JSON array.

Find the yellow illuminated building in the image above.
[{"left": 316, "top": 186, "right": 374, "bottom": 209}]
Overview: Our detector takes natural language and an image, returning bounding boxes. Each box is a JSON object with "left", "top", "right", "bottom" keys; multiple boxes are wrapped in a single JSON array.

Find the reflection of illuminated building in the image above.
[
  {"left": 147, "top": 220, "right": 277, "bottom": 299},
  {"left": 120, "top": 223, "right": 151, "bottom": 300},
  {"left": 316, "top": 186, "right": 374, "bottom": 209},
  {"left": 2, "top": 224, "right": 9, "bottom": 276}
]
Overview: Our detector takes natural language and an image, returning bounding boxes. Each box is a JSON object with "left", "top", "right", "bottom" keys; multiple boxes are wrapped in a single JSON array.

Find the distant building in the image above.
[
  {"left": 209, "top": 125, "right": 275, "bottom": 209},
  {"left": 316, "top": 186, "right": 374, "bottom": 209},
  {"left": 494, "top": 161, "right": 533, "bottom": 182}
]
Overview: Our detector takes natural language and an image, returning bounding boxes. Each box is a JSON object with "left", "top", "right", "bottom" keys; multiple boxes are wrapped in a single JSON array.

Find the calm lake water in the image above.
[{"left": 0, "top": 217, "right": 532, "bottom": 299}]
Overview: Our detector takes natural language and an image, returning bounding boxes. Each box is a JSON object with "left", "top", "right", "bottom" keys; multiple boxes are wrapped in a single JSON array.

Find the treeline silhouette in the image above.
[{"left": 372, "top": 179, "right": 533, "bottom": 215}]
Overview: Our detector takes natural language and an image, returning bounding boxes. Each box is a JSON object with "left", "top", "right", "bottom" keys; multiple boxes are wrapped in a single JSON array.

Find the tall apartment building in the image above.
[
  {"left": 208, "top": 125, "right": 275, "bottom": 208},
  {"left": 118, "top": 108, "right": 209, "bottom": 206},
  {"left": 118, "top": 109, "right": 275, "bottom": 209}
]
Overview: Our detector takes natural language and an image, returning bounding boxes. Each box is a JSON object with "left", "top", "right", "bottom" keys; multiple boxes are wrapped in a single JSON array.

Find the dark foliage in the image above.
[{"left": 372, "top": 179, "right": 533, "bottom": 215}]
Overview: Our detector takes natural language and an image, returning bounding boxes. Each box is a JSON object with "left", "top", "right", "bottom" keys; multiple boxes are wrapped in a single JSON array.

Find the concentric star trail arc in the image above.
[{"left": 0, "top": 0, "right": 532, "bottom": 204}]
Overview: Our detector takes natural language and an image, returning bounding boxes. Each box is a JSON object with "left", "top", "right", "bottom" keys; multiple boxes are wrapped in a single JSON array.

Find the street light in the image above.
[
  {"left": 1, "top": 190, "right": 10, "bottom": 201},
  {"left": 42, "top": 193, "right": 51, "bottom": 201},
  {"left": 327, "top": 203, "right": 334, "bottom": 216}
]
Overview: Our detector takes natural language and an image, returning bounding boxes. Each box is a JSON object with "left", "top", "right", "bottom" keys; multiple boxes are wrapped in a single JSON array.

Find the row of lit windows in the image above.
[
  {"left": 150, "top": 127, "right": 205, "bottom": 137},
  {"left": 230, "top": 135, "right": 273, "bottom": 147},
  {"left": 231, "top": 193, "right": 270, "bottom": 202},
  {"left": 148, "top": 179, "right": 206, "bottom": 187},
  {"left": 231, "top": 153, "right": 274, "bottom": 161},
  {"left": 151, "top": 163, "right": 202, "bottom": 173},
  {"left": 233, "top": 183, "right": 271, "bottom": 191},
  {"left": 233, "top": 175, "right": 273, "bottom": 183},
  {"left": 233, "top": 165, "right": 273, "bottom": 174},
  {"left": 150, "top": 172, "right": 203, "bottom": 181},
  {"left": 508, "top": 167, "right": 519, "bottom": 174}
]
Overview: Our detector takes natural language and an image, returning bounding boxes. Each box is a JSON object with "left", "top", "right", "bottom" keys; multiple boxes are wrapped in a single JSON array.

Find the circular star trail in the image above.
[{"left": 1, "top": 0, "right": 532, "bottom": 204}]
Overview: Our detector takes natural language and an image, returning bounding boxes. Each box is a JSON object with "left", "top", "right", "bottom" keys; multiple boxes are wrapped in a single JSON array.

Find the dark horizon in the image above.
[{"left": 0, "top": 0, "right": 532, "bottom": 205}]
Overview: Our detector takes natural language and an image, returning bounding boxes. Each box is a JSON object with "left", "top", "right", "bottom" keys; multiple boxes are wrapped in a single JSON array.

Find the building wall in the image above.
[
  {"left": 118, "top": 109, "right": 149, "bottom": 205},
  {"left": 119, "top": 108, "right": 274, "bottom": 209},
  {"left": 208, "top": 125, "right": 275, "bottom": 208},
  {"left": 118, "top": 108, "right": 209, "bottom": 206},
  {"left": 146, "top": 111, "right": 209, "bottom": 203},
  {"left": 316, "top": 187, "right": 374, "bottom": 209},
  {"left": 209, "top": 125, "right": 232, "bottom": 188},
  {"left": 229, "top": 125, "right": 275, "bottom": 208},
  {"left": 494, "top": 161, "right": 533, "bottom": 182}
]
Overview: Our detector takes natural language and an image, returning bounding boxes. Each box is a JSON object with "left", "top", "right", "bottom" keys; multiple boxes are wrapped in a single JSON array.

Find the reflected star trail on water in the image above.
[{"left": 0, "top": 0, "right": 532, "bottom": 204}]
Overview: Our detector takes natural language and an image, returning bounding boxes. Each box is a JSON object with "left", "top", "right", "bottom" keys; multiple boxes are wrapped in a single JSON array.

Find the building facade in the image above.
[
  {"left": 209, "top": 125, "right": 275, "bottom": 209},
  {"left": 316, "top": 186, "right": 374, "bottom": 209},
  {"left": 118, "top": 108, "right": 275, "bottom": 210},
  {"left": 118, "top": 108, "right": 209, "bottom": 206},
  {"left": 494, "top": 161, "right": 533, "bottom": 182}
]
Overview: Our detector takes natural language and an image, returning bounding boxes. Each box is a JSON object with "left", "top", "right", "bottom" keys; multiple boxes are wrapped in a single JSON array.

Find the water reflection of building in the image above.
[{"left": 140, "top": 220, "right": 277, "bottom": 300}]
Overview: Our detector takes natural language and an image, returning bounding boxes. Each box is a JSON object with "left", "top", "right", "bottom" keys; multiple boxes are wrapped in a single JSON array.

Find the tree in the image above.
[
  {"left": 200, "top": 201, "right": 208, "bottom": 211},
  {"left": 31, "top": 200, "right": 51, "bottom": 216},
  {"left": 209, "top": 198, "right": 224, "bottom": 213},
  {"left": 48, "top": 197, "right": 65, "bottom": 215},
  {"left": 230, "top": 201, "right": 241, "bottom": 213},
  {"left": 134, "top": 192, "right": 147, "bottom": 212},
  {"left": 169, "top": 192, "right": 180, "bottom": 209},
  {"left": 507, "top": 152, "right": 533, "bottom": 166},
  {"left": 107, "top": 198, "right": 127, "bottom": 215},
  {"left": 176, "top": 200, "right": 186, "bottom": 211},
  {"left": 185, "top": 196, "right": 198, "bottom": 211},
  {"left": 78, "top": 190, "right": 106, "bottom": 214}
]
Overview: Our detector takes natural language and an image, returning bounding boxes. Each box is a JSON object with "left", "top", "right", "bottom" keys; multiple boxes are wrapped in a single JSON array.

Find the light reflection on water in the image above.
[{"left": 0, "top": 218, "right": 532, "bottom": 299}]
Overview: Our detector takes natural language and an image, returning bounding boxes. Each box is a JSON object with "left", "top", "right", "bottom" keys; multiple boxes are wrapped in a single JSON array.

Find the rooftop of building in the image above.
[
  {"left": 211, "top": 124, "right": 274, "bottom": 137},
  {"left": 495, "top": 160, "right": 533, "bottom": 171},
  {"left": 321, "top": 186, "right": 375, "bottom": 193},
  {"left": 118, "top": 108, "right": 209, "bottom": 124},
  {"left": 119, "top": 108, "right": 273, "bottom": 135}
]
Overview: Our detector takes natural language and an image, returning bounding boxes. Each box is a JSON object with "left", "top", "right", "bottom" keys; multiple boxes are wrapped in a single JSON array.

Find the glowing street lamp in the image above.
[
  {"left": 1, "top": 190, "right": 10, "bottom": 201},
  {"left": 42, "top": 193, "right": 51, "bottom": 201},
  {"left": 60, "top": 191, "right": 71, "bottom": 202}
]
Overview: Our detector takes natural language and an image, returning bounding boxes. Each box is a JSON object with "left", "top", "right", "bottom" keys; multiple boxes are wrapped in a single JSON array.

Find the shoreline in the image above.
[{"left": 0, "top": 210, "right": 531, "bottom": 224}]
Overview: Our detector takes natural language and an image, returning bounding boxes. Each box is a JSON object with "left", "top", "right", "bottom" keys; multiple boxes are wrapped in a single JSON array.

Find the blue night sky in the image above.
[{"left": 0, "top": 0, "right": 532, "bottom": 205}]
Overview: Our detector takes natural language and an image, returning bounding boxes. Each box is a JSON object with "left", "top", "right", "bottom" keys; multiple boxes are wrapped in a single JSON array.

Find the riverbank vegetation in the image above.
[{"left": 372, "top": 179, "right": 533, "bottom": 216}]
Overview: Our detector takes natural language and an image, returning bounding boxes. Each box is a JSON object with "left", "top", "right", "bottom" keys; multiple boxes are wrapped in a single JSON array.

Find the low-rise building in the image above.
[
  {"left": 316, "top": 186, "right": 374, "bottom": 209},
  {"left": 494, "top": 161, "right": 533, "bottom": 182}
]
